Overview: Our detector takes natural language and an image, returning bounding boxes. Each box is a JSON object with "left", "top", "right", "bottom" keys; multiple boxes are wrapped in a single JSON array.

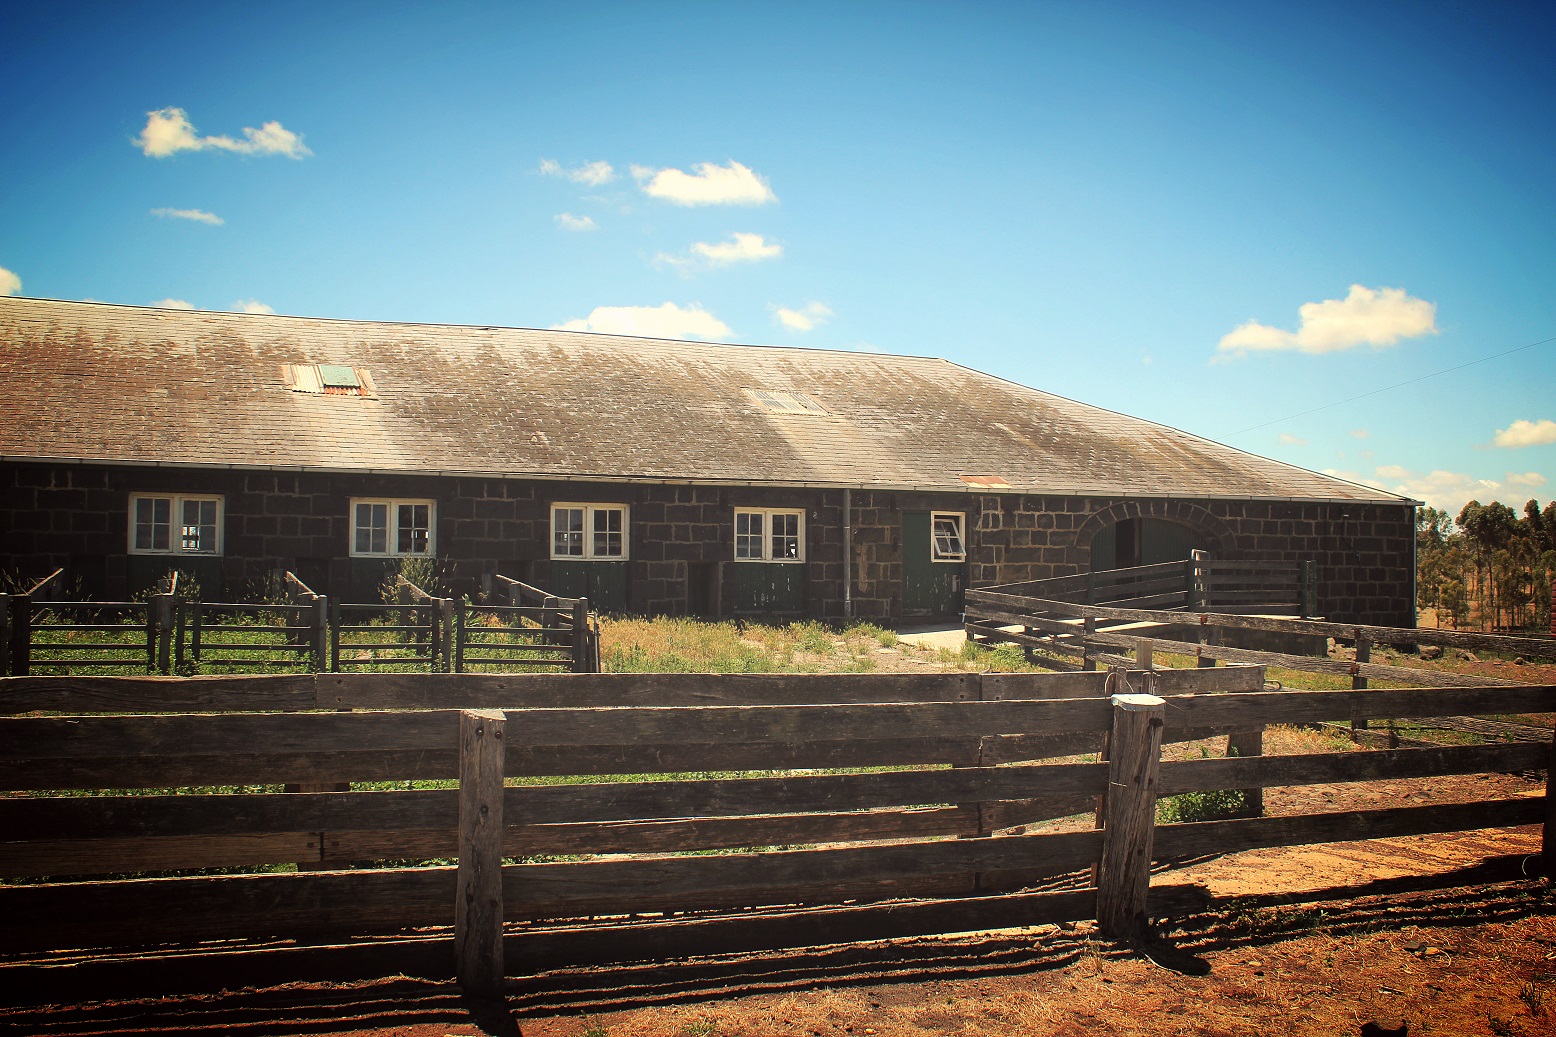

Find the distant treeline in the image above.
[{"left": 1417, "top": 499, "right": 1556, "bottom": 632}]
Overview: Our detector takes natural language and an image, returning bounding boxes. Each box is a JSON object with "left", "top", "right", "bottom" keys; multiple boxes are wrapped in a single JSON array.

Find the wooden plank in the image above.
[
  {"left": 0, "top": 866, "right": 457, "bottom": 953},
  {"left": 1159, "top": 686, "right": 1556, "bottom": 734},
  {"left": 501, "top": 762, "right": 1108, "bottom": 825},
  {"left": 1096, "top": 693, "right": 1165, "bottom": 937},
  {"left": 322, "top": 672, "right": 982, "bottom": 709},
  {"left": 456, "top": 709, "right": 505, "bottom": 996},
  {"left": 1153, "top": 797, "right": 1545, "bottom": 861},
  {"left": 0, "top": 833, "right": 323, "bottom": 878},
  {"left": 1082, "top": 625, "right": 1517, "bottom": 687},
  {"left": 0, "top": 674, "right": 323, "bottom": 715},
  {"left": 1158, "top": 742, "right": 1551, "bottom": 795},
  {"left": 321, "top": 806, "right": 980, "bottom": 863},
  {"left": 1138, "top": 666, "right": 1264, "bottom": 694},
  {"left": 964, "top": 607, "right": 1086, "bottom": 637},
  {"left": 967, "top": 589, "right": 1556, "bottom": 660},
  {"left": 981, "top": 794, "right": 1100, "bottom": 830},
  {"left": 502, "top": 828, "right": 1103, "bottom": 920},
  {"left": 506, "top": 887, "right": 1121, "bottom": 970},
  {"left": 979, "top": 671, "right": 1110, "bottom": 699},
  {"left": 503, "top": 699, "right": 1114, "bottom": 747}
]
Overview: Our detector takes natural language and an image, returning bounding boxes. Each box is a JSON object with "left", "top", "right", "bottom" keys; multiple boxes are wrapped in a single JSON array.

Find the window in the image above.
[
  {"left": 551, "top": 504, "right": 628, "bottom": 560},
  {"left": 351, "top": 498, "right": 434, "bottom": 557},
  {"left": 931, "top": 512, "right": 966, "bottom": 561},
  {"left": 284, "top": 364, "right": 377, "bottom": 397},
  {"left": 734, "top": 508, "right": 804, "bottom": 562},
  {"left": 128, "top": 494, "right": 223, "bottom": 555}
]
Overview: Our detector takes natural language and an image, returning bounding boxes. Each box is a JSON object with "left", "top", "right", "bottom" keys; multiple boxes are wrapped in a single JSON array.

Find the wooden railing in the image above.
[
  {"left": 0, "top": 669, "right": 1548, "bottom": 1002},
  {"left": 0, "top": 572, "right": 598, "bottom": 675},
  {"left": 966, "top": 586, "right": 1556, "bottom": 684}
]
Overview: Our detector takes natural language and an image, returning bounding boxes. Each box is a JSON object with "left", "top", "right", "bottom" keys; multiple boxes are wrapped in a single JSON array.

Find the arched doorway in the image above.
[{"left": 1090, "top": 517, "right": 1208, "bottom": 570}]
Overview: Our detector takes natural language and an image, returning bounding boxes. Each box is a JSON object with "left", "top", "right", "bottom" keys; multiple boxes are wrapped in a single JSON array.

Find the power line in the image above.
[{"left": 1223, "top": 333, "right": 1556, "bottom": 439}]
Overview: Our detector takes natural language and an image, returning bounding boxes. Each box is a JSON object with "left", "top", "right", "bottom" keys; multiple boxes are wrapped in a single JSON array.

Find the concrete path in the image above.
[{"left": 894, "top": 623, "right": 968, "bottom": 651}]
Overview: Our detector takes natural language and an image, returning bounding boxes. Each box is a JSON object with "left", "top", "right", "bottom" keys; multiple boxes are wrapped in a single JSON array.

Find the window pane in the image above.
[
  {"left": 134, "top": 497, "right": 167, "bottom": 551},
  {"left": 150, "top": 497, "right": 170, "bottom": 550},
  {"left": 554, "top": 508, "right": 584, "bottom": 556},
  {"left": 592, "top": 507, "right": 623, "bottom": 557},
  {"left": 181, "top": 498, "right": 217, "bottom": 553},
  {"left": 771, "top": 513, "right": 799, "bottom": 560},
  {"left": 932, "top": 516, "right": 964, "bottom": 559},
  {"left": 356, "top": 502, "right": 388, "bottom": 554},
  {"left": 398, "top": 503, "right": 430, "bottom": 554},
  {"left": 735, "top": 512, "right": 763, "bottom": 559}
]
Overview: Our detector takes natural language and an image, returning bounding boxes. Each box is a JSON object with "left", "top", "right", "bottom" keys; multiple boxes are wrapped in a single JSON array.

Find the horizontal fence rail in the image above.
[
  {"left": 1, "top": 580, "right": 599, "bottom": 676},
  {"left": 0, "top": 669, "right": 1549, "bottom": 997}
]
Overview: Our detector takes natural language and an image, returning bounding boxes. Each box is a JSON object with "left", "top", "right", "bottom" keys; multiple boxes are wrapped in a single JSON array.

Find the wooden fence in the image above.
[
  {"left": 0, "top": 668, "right": 1550, "bottom": 1001},
  {"left": 979, "top": 553, "right": 1317, "bottom": 619},
  {"left": 0, "top": 572, "right": 599, "bottom": 676}
]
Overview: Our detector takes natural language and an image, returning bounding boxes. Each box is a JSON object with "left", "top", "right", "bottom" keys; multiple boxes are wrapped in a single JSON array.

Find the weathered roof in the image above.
[{"left": 0, "top": 297, "right": 1409, "bottom": 503}]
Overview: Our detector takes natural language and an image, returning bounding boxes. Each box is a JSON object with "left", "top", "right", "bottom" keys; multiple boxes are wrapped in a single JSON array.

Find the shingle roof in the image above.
[{"left": 0, "top": 297, "right": 1410, "bottom": 503}]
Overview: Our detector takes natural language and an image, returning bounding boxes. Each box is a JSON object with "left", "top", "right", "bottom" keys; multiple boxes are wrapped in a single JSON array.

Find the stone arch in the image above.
[{"left": 1075, "top": 499, "right": 1234, "bottom": 570}]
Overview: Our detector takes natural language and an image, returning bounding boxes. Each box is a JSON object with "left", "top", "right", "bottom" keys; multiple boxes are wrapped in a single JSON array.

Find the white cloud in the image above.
[
  {"left": 0, "top": 266, "right": 19, "bottom": 296},
  {"left": 150, "top": 298, "right": 195, "bottom": 310},
  {"left": 235, "top": 300, "right": 274, "bottom": 314},
  {"left": 772, "top": 301, "right": 833, "bottom": 332},
  {"left": 1492, "top": 418, "right": 1556, "bottom": 448},
  {"left": 634, "top": 160, "right": 776, "bottom": 206},
  {"left": 539, "top": 159, "right": 615, "bottom": 186},
  {"left": 555, "top": 213, "right": 599, "bottom": 232},
  {"left": 1276, "top": 433, "right": 1308, "bottom": 447},
  {"left": 1217, "top": 285, "right": 1437, "bottom": 357},
  {"left": 658, "top": 232, "right": 782, "bottom": 272},
  {"left": 1340, "top": 463, "right": 1522, "bottom": 514},
  {"left": 1348, "top": 428, "right": 1371, "bottom": 439},
  {"left": 135, "top": 107, "right": 310, "bottom": 159},
  {"left": 554, "top": 302, "right": 731, "bottom": 341},
  {"left": 151, "top": 207, "right": 223, "bottom": 225}
]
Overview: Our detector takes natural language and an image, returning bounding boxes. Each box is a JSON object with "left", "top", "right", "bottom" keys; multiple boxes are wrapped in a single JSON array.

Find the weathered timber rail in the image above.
[
  {"left": 0, "top": 668, "right": 1550, "bottom": 1004},
  {"left": 0, "top": 571, "right": 599, "bottom": 676}
]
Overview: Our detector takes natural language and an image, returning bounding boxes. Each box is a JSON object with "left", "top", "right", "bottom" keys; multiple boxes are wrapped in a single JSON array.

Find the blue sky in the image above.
[{"left": 3, "top": 1, "right": 1553, "bottom": 518}]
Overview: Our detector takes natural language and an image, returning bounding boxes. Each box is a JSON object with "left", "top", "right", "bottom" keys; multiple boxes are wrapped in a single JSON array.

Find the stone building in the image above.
[{"left": 0, "top": 297, "right": 1417, "bottom": 625}]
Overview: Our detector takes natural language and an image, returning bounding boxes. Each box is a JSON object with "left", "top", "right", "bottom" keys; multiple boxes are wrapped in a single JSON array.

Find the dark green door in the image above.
[
  {"left": 902, "top": 511, "right": 965, "bottom": 616},
  {"left": 550, "top": 561, "right": 629, "bottom": 613},
  {"left": 731, "top": 563, "right": 806, "bottom": 613}
]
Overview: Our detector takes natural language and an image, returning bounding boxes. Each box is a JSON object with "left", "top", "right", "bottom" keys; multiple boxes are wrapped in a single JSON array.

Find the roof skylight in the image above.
[{"left": 747, "top": 388, "right": 828, "bottom": 415}]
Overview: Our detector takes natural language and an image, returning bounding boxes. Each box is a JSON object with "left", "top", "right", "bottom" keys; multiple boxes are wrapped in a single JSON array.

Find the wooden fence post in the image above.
[
  {"left": 1300, "top": 560, "right": 1318, "bottom": 619},
  {"left": 311, "top": 595, "right": 329, "bottom": 673},
  {"left": 1351, "top": 632, "right": 1371, "bottom": 740},
  {"left": 437, "top": 598, "right": 455, "bottom": 672},
  {"left": 456, "top": 708, "right": 507, "bottom": 997},
  {"left": 1082, "top": 617, "right": 1097, "bottom": 671},
  {"left": 329, "top": 600, "right": 342, "bottom": 673},
  {"left": 1097, "top": 689, "right": 1165, "bottom": 939},
  {"left": 0, "top": 592, "right": 11, "bottom": 677},
  {"left": 1134, "top": 639, "right": 1153, "bottom": 670},
  {"left": 1544, "top": 723, "right": 1556, "bottom": 882},
  {"left": 571, "top": 599, "right": 590, "bottom": 673},
  {"left": 151, "top": 593, "right": 176, "bottom": 673}
]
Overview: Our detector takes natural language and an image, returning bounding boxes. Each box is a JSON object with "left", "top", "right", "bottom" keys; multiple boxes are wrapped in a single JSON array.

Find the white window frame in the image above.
[
  {"left": 349, "top": 498, "right": 436, "bottom": 558},
  {"left": 733, "top": 507, "right": 806, "bottom": 563},
  {"left": 550, "top": 503, "right": 630, "bottom": 561},
  {"left": 931, "top": 511, "right": 967, "bottom": 562},
  {"left": 127, "top": 493, "right": 225, "bottom": 556}
]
